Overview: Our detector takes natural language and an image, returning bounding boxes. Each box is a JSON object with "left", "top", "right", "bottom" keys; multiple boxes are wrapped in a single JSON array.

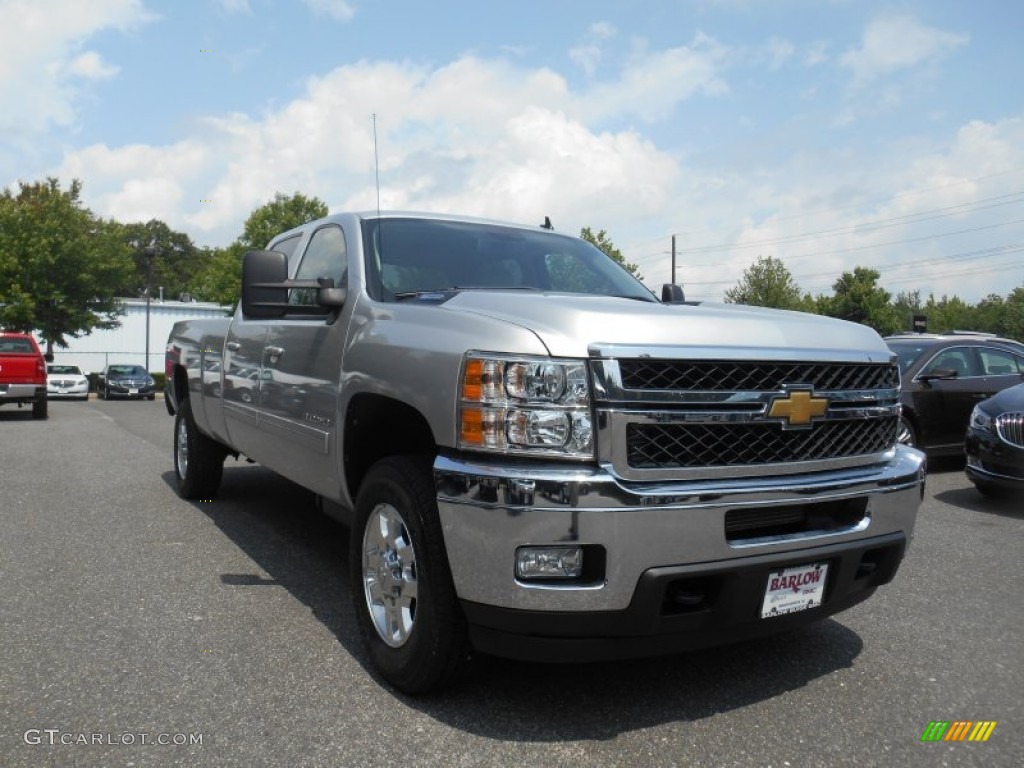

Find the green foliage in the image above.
[
  {"left": 240, "top": 191, "right": 328, "bottom": 250},
  {"left": 580, "top": 226, "right": 643, "bottom": 281},
  {"left": 1002, "top": 286, "right": 1024, "bottom": 341},
  {"left": 190, "top": 243, "right": 246, "bottom": 307},
  {"left": 188, "top": 192, "right": 328, "bottom": 308},
  {"left": 0, "top": 178, "right": 133, "bottom": 349},
  {"left": 117, "top": 219, "right": 201, "bottom": 300},
  {"left": 820, "top": 267, "right": 901, "bottom": 335},
  {"left": 723, "top": 255, "right": 804, "bottom": 310}
]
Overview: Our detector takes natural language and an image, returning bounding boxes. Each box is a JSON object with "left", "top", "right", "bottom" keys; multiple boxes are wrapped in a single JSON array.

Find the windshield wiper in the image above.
[{"left": 393, "top": 286, "right": 541, "bottom": 300}]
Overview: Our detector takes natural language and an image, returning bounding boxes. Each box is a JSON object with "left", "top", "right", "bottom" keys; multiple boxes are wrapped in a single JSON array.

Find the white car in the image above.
[{"left": 46, "top": 364, "right": 90, "bottom": 400}]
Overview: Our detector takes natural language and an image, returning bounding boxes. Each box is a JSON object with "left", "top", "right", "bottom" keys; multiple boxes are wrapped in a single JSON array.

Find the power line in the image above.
[{"left": 672, "top": 192, "right": 1024, "bottom": 256}]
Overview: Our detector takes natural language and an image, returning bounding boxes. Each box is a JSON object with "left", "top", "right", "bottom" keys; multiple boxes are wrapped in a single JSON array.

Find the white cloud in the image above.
[
  {"left": 59, "top": 54, "right": 681, "bottom": 245},
  {"left": 216, "top": 0, "right": 251, "bottom": 12},
  {"left": 67, "top": 51, "right": 120, "bottom": 80},
  {"left": 301, "top": 0, "right": 355, "bottom": 22},
  {"left": 841, "top": 14, "right": 968, "bottom": 86},
  {"left": 583, "top": 35, "right": 729, "bottom": 122},
  {"left": 0, "top": 0, "right": 155, "bottom": 135},
  {"left": 570, "top": 21, "right": 617, "bottom": 76},
  {"left": 766, "top": 36, "right": 794, "bottom": 70}
]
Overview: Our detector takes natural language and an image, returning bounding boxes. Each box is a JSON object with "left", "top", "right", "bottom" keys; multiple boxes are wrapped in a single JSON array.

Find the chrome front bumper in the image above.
[{"left": 434, "top": 445, "right": 925, "bottom": 612}]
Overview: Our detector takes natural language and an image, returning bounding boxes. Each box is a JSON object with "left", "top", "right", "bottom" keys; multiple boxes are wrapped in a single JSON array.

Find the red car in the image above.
[{"left": 0, "top": 332, "right": 50, "bottom": 419}]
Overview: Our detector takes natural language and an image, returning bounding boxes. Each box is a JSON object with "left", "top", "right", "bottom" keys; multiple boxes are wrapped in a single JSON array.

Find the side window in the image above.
[
  {"left": 921, "top": 347, "right": 981, "bottom": 378},
  {"left": 290, "top": 225, "right": 347, "bottom": 306},
  {"left": 978, "top": 347, "right": 1022, "bottom": 375},
  {"left": 269, "top": 234, "right": 302, "bottom": 262}
]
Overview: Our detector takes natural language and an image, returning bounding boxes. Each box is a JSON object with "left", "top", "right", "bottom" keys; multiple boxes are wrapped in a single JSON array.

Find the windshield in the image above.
[
  {"left": 885, "top": 341, "right": 934, "bottom": 374},
  {"left": 109, "top": 365, "right": 146, "bottom": 376},
  {"left": 48, "top": 365, "right": 82, "bottom": 374},
  {"left": 362, "top": 218, "right": 655, "bottom": 302}
]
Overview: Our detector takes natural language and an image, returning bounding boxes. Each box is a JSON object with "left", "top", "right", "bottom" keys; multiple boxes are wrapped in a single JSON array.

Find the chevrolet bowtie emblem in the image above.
[{"left": 768, "top": 390, "right": 829, "bottom": 428}]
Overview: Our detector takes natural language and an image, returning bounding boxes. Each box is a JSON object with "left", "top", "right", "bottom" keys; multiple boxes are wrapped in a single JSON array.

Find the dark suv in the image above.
[{"left": 885, "top": 333, "right": 1024, "bottom": 455}]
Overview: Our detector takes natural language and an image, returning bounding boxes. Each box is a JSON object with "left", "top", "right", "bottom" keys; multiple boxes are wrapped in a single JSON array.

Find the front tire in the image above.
[
  {"left": 897, "top": 415, "right": 917, "bottom": 448},
  {"left": 173, "top": 398, "right": 226, "bottom": 499},
  {"left": 973, "top": 480, "right": 1010, "bottom": 499},
  {"left": 350, "top": 455, "right": 471, "bottom": 694}
]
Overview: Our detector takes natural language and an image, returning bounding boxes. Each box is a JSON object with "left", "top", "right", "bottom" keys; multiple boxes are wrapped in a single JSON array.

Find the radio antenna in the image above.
[{"left": 372, "top": 113, "right": 381, "bottom": 219}]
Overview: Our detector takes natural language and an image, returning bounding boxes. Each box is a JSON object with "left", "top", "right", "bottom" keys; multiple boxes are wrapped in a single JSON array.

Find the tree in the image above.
[
  {"left": 0, "top": 178, "right": 133, "bottom": 353},
  {"left": 580, "top": 226, "right": 643, "bottom": 281},
  {"left": 723, "top": 255, "right": 804, "bottom": 310},
  {"left": 190, "top": 244, "right": 246, "bottom": 307},
  {"left": 890, "top": 290, "right": 923, "bottom": 333},
  {"left": 922, "top": 294, "right": 976, "bottom": 333},
  {"left": 821, "top": 266, "right": 901, "bottom": 335},
  {"left": 239, "top": 191, "right": 328, "bottom": 250},
  {"left": 117, "top": 219, "right": 201, "bottom": 301},
  {"left": 189, "top": 192, "right": 329, "bottom": 308},
  {"left": 1002, "top": 285, "right": 1024, "bottom": 342}
]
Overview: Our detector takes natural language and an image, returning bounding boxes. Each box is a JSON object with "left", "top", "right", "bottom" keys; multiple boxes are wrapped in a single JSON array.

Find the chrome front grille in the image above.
[
  {"left": 996, "top": 412, "right": 1024, "bottom": 449},
  {"left": 619, "top": 360, "right": 899, "bottom": 392},
  {"left": 592, "top": 353, "right": 901, "bottom": 481},
  {"left": 627, "top": 416, "right": 898, "bottom": 469}
]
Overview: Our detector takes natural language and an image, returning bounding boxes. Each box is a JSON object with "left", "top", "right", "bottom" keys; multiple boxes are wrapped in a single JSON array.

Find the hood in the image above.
[
  {"left": 982, "top": 382, "right": 1024, "bottom": 413},
  {"left": 440, "top": 291, "right": 893, "bottom": 361}
]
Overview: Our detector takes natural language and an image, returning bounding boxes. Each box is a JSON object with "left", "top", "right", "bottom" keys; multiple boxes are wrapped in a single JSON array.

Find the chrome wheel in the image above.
[
  {"left": 362, "top": 503, "right": 418, "bottom": 648},
  {"left": 176, "top": 415, "right": 189, "bottom": 480}
]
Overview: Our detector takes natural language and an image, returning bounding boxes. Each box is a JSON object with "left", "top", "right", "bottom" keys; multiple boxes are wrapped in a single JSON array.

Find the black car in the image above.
[
  {"left": 965, "top": 383, "right": 1024, "bottom": 497},
  {"left": 98, "top": 364, "right": 157, "bottom": 400},
  {"left": 884, "top": 333, "right": 1024, "bottom": 455}
]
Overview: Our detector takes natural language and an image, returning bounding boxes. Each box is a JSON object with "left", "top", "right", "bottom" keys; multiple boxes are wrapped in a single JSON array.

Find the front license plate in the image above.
[
  {"left": 58, "top": 389, "right": 69, "bottom": 394},
  {"left": 761, "top": 562, "right": 828, "bottom": 618},
  {"left": 129, "top": 388, "right": 139, "bottom": 394}
]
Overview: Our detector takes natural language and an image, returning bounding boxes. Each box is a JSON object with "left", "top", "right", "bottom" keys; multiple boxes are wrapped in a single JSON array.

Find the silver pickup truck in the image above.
[{"left": 165, "top": 211, "right": 925, "bottom": 693}]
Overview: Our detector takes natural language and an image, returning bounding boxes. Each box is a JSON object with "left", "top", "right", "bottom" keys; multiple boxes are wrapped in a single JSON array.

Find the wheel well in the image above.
[
  {"left": 172, "top": 364, "right": 189, "bottom": 405},
  {"left": 344, "top": 393, "right": 436, "bottom": 501}
]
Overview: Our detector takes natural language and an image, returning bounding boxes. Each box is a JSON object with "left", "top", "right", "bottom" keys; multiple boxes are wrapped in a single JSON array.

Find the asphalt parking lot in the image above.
[{"left": 1, "top": 398, "right": 1021, "bottom": 767}]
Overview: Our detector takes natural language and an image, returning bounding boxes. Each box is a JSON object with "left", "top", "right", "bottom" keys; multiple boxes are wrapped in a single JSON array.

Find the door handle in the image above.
[
  {"left": 225, "top": 341, "right": 240, "bottom": 352},
  {"left": 266, "top": 346, "right": 285, "bottom": 358}
]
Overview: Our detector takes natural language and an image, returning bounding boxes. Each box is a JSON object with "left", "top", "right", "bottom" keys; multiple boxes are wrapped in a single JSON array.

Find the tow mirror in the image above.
[{"left": 241, "top": 250, "right": 289, "bottom": 319}]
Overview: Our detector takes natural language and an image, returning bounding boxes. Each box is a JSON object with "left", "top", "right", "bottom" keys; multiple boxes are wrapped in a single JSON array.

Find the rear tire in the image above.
[
  {"left": 173, "top": 398, "right": 226, "bottom": 499},
  {"left": 32, "top": 395, "right": 48, "bottom": 420},
  {"left": 350, "top": 455, "right": 471, "bottom": 694}
]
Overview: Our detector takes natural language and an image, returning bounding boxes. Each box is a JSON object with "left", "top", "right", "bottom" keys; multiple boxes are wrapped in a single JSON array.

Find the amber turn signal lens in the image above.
[
  {"left": 461, "top": 407, "right": 483, "bottom": 445},
  {"left": 463, "top": 359, "right": 484, "bottom": 401}
]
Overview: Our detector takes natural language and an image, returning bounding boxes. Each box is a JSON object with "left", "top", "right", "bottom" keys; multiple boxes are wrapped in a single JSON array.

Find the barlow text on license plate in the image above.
[{"left": 761, "top": 562, "right": 828, "bottom": 618}]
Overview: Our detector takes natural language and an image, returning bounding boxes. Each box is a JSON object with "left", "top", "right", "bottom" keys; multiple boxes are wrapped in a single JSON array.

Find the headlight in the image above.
[
  {"left": 970, "top": 404, "right": 994, "bottom": 433},
  {"left": 459, "top": 353, "right": 593, "bottom": 458}
]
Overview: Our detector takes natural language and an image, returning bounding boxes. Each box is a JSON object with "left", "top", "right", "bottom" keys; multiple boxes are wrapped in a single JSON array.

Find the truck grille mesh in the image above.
[
  {"left": 996, "top": 412, "right": 1024, "bottom": 449},
  {"left": 618, "top": 361, "right": 898, "bottom": 392},
  {"left": 626, "top": 417, "right": 898, "bottom": 469}
]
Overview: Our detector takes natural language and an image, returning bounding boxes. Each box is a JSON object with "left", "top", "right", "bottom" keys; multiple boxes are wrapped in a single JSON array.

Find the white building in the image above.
[{"left": 45, "top": 298, "right": 231, "bottom": 374}]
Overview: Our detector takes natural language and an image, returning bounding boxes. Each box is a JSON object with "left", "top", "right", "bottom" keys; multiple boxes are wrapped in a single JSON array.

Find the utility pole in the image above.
[
  {"left": 144, "top": 243, "right": 155, "bottom": 374},
  {"left": 671, "top": 235, "right": 676, "bottom": 284}
]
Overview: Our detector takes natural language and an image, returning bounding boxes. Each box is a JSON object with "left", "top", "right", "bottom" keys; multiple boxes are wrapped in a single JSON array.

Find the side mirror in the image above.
[
  {"left": 918, "top": 368, "right": 958, "bottom": 383},
  {"left": 44, "top": 352, "right": 54, "bottom": 363},
  {"left": 241, "top": 250, "right": 289, "bottom": 319},
  {"left": 661, "top": 283, "right": 686, "bottom": 304}
]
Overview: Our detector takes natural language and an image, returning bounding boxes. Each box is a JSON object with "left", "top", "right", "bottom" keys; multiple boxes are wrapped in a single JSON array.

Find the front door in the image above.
[{"left": 258, "top": 223, "right": 350, "bottom": 498}]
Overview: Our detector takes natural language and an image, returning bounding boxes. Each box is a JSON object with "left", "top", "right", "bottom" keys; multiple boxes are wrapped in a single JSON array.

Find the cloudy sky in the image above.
[{"left": 3, "top": 0, "right": 1023, "bottom": 302}]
